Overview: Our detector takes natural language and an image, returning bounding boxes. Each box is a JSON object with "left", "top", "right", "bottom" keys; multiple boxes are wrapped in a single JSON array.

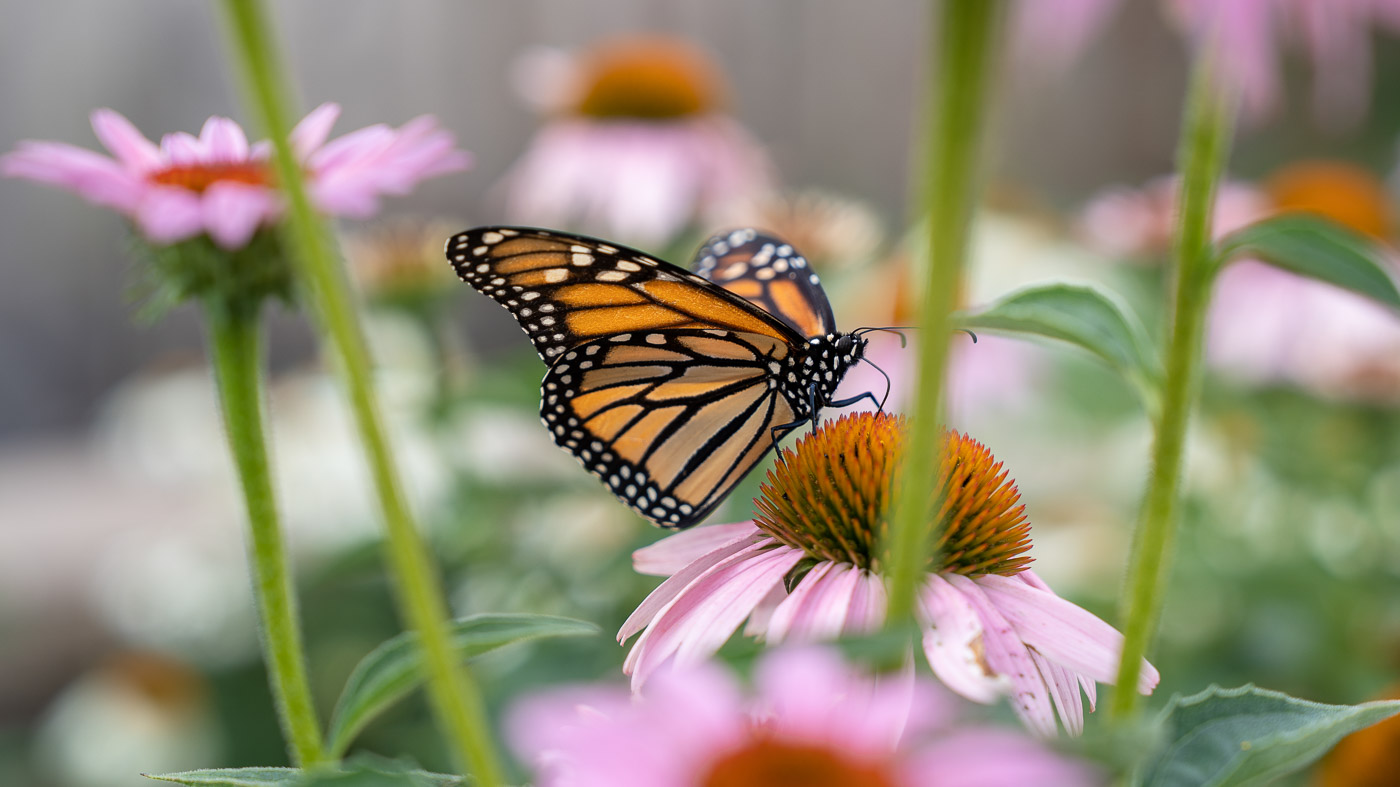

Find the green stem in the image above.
[
  {"left": 1111, "top": 55, "right": 1235, "bottom": 717},
  {"left": 215, "top": 2, "right": 505, "bottom": 782},
  {"left": 884, "top": 0, "right": 1004, "bottom": 627},
  {"left": 204, "top": 296, "right": 326, "bottom": 767}
]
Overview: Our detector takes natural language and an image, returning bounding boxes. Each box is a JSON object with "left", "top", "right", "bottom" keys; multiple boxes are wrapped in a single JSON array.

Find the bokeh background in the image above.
[{"left": 3, "top": 1, "right": 1399, "bottom": 785}]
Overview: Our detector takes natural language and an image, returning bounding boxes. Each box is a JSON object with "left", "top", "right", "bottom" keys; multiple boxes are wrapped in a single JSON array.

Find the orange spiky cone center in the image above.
[
  {"left": 149, "top": 161, "right": 270, "bottom": 193},
  {"left": 753, "top": 412, "right": 1033, "bottom": 577}
]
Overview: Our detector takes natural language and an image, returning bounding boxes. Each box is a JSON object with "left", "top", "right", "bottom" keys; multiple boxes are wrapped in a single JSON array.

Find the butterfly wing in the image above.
[
  {"left": 692, "top": 228, "right": 837, "bottom": 339},
  {"left": 541, "top": 329, "right": 799, "bottom": 528},
  {"left": 448, "top": 227, "right": 806, "bottom": 361}
]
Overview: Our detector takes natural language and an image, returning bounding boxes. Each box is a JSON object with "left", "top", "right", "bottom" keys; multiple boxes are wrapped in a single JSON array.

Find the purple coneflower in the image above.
[
  {"left": 509, "top": 647, "right": 1098, "bottom": 787},
  {"left": 500, "top": 35, "right": 774, "bottom": 247},
  {"left": 620, "top": 413, "right": 1157, "bottom": 737},
  {"left": 2, "top": 104, "right": 469, "bottom": 250}
]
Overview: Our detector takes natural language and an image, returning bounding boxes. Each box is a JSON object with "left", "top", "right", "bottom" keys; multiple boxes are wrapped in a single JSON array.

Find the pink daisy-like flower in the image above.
[
  {"left": 1079, "top": 175, "right": 1272, "bottom": 262},
  {"left": 509, "top": 647, "right": 1099, "bottom": 787},
  {"left": 620, "top": 413, "right": 1158, "bottom": 737},
  {"left": 500, "top": 35, "right": 774, "bottom": 247},
  {"left": 1081, "top": 165, "right": 1400, "bottom": 401},
  {"left": 2, "top": 104, "right": 469, "bottom": 250}
]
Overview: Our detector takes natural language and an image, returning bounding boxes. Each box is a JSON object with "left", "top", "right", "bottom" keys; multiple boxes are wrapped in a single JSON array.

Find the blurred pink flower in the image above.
[
  {"left": 620, "top": 415, "right": 1158, "bottom": 737},
  {"left": 835, "top": 333, "right": 1045, "bottom": 426},
  {"left": 1168, "top": 0, "right": 1400, "bottom": 126},
  {"left": 1209, "top": 257, "right": 1400, "bottom": 401},
  {"left": 1011, "top": 0, "right": 1123, "bottom": 75},
  {"left": 509, "top": 647, "right": 1099, "bottom": 787},
  {"left": 500, "top": 36, "right": 774, "bottom": 247},
  {"left": 1079, "top": 176, "right": 1272, "bottom": 261},
  {"left": 3, "top": 105, "right": 469, "bottom": 250}
]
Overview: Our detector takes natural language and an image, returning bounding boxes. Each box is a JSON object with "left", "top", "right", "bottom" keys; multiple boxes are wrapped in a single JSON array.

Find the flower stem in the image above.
[
  {"left": 203, "top": 295, "right": 325, "bottom": 767},
  {"left": 1111, "top": 54, "right": 1235, "bottom": 718},
  {"left": 215, "top": 2, "right": 505, "bottom": 782},
  {"left": 885, "top": 0, "right": 1004, "bottom": 627}
]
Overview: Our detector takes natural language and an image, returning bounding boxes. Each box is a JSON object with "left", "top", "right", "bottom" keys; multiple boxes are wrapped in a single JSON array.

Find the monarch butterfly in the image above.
[{"left": 447, "top": 226, "right": 876, "bottom": 528}]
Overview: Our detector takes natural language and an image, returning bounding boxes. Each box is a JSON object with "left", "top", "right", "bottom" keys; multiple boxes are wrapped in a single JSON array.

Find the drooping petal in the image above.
[
  {"left": 625, "top": 544, "right": 802, "bottom": 689},
  {"left": 90, "top": 109, "right": 161, "bottom": 174},
  {"left": 631, "top": 521, "right": 757, "bottom": 576},
  {"left": 945, "top": 574, "right": 1058, "bottom": 738},
  {"left": 134, "top": 186, "right": 205, "bottom": 244},
  {"left": 765, "top": 560, "right": 837, "bottom": 643},
  {"left": 619, "top": 533, "right": 766, "bottom": 643},
  {"left": 1, "top": 140, "right": 145, "bottom": 213},
  {"left": 975, "top": 572, "right": 1159, "bottom": 694},
  {"left": 918, "top": 575, "right": 1006, "bottom": 705},
  {"left": 201, "top": 181, "right": 277, "bottom": 250}
]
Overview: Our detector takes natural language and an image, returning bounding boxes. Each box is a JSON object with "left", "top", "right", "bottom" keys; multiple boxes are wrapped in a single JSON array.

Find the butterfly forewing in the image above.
[
  {"left": 448, "top": 227, "right": 802, "bottom": 362},
  {"left": 693, "top": 228, "right": 837, "bottom": 339},
  {"left": 540, "top": 330, "right": 798, "bottom": 528}
]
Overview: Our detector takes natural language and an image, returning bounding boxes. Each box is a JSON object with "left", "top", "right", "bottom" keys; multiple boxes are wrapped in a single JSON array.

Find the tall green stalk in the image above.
[
  {"left": 885, "top": 0, "right": 1004, "bottom": 627},
  {"left": 204, "top": 296, "right": 326, "bottom": 767},
  {"left": 1112, "top": 56, "right": 1235, "bottom": 717},
  {"left": 215, "top": 2, "right": 504, "bottom": 782}
]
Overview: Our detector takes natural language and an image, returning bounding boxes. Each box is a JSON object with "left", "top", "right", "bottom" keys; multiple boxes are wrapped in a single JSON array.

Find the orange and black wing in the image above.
[
  {"left": 692, "top": 228, "right": 837, "bottom": 339},
  {"left": 541, "top": 329, "right": 799, "bottom": 528},
  {"left": 447, "top": 227, "right": 806, "bottom": 361}
]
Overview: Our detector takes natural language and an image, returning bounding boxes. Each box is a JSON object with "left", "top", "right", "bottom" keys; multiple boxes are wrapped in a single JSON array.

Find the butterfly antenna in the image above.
[
  {"left": 956, "top": 328, "right": 978, "bottom": 343},
  {"left": 854, "top": 326, "right": 917, "bottom": 348},
  {"left": 860, "top": 356, "right": 895, "bottom": 412}
]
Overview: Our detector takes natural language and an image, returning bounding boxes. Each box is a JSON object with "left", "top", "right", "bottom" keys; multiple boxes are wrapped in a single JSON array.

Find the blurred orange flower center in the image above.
[
  {"left": 575, "top": 36, "right": 722, "bottom": 119},
  {"left": 699, "top": 737, "right": 897, "bottom": 787},
  {"left": 150, "top": 161, "right": 270, "bottom": 193},
  {"left": 1266, "top": 160, "right": 1393, "bottom": 239}
]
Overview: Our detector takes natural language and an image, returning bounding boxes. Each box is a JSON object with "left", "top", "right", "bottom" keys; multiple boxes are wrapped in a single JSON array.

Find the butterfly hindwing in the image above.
[
  {"left": 447, "top": 227, "right": 803, "bottom": 362},
  {"left": 693, "top": 228, "right": 837, "bottom": 339},
  {"left": 540, "top": 329, "right": 799, "bottom": 528}
]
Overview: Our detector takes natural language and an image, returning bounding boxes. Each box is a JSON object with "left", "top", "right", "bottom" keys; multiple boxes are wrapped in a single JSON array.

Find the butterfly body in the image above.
[{"left": 448, "top": 226, "right": 869, "bottom": 528}]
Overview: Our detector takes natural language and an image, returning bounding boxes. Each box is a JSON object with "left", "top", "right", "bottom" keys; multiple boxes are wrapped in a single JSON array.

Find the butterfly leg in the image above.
[{"left": 826, "top": 390, "right": 883, "bottom": 413}]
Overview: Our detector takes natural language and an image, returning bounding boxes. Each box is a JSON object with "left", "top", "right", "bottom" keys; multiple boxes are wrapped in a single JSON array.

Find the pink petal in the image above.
[
  {"left": 134, "top": 186, "right": 204, "bottom": 244},
  {"left": 766, "top": 561, "right": 836, "bottom": 643},
  {"left": 199, "top": 116, "right": 250, "bottom": 162},
  {"left": 291, "top": 103, "right": 341, "bottom": 159},
  {"left": 2, "top": 140, "right": 144, "bottom": 213},
  {"left": 904, "top": 727, "right": 1102, "bottom": 787},
  {"left": 618, "top": 534, "right": 766, "bottom": 643},
  {"left": 919, "top": 576, "right": 1006, "bottom": 705},
  {"left": 975, "top": 573, "right": 1159, "bottom": 694},
  {"left": 945, "top": 575, "right": 1058, "bottom": 738},
  {"left": 846, "top": 569, "right": 889, "bottom": 633},
  {"left": 1030, "top": 649, "right": 1085, "bottom": 736},
  {"left": 625, "top": 545, "right": 802, "bottom": 689},
  {"left": 90, "top": 109, "right": 162, "bottom": 173},
  {"left": 201, "top": 181, "right": 277, "bottom": 250},
  {"left": 160, "top": 131, "right": 205, "bottom": 166},
  {"left": 631, "top": 521, "right": 758, "bottom": 576}
]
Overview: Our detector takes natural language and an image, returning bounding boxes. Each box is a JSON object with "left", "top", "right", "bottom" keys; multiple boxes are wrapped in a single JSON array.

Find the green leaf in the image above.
[
  {"left": 955, "top": 283, "right": 1162, "bottom": 410},
  {"left": 326, "top": 613, "right": 598, "bottom": 758},
  {"left": 1135, "top": 684, "right": 1400, "bottom": 787},
  {"left": 146, "top": 769, "right": 301, "bottom": 787},
  {"left": 147, "top": 758, "right": 463, "bottom": 787},
  {"left": 1217, "top": 214, "right": 1400, "bottom": 311}
]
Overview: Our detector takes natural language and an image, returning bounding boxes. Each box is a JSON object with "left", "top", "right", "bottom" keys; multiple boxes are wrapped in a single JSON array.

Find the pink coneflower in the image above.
[
  {"left": 1078, "top": 175, "right": 1272, "bottom": 261},
  {"left": 1081, "top": 165, "right": 1400, "bottom": 401},
  {"left": 509, "top": 647, "right": 1099, "bottom": 787},
  {"left": 620, "top": 413, "right": 1158, "bottom": 737},
  {"left": 500, "top": 35, "right": 774, "bottom": 247},
  {"left": 2, "top": 104, "right": 469, "bottom": 250}
]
